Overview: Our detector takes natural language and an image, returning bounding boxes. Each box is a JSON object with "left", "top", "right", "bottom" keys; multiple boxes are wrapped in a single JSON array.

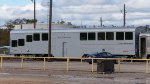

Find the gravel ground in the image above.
[
  {"left": 0, "top": 60, "right": 149, "bottom": 84},
  {"left": 0, "top": 71, "right": 150, "bottom": 84}
]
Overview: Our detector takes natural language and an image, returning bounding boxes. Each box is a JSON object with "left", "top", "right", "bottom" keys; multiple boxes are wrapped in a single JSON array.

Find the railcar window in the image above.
[
  {"left": 18, "top": 39, "right": 25, "bottom": 46},
  {"left": 125, "top": 32, "right": 133, "bottom": 40},
  {"left": 106, "top": 32, "right": 114, "bottom": 40},
  {"left": 116, "top": 32, "right": 124, "bottom": 40},
  {"left": 98, "top": 32, "right": 105, "bottom": 40},
  {"left": 88, "top": 32, "right": 95, "bottom": 40},
  {"left": 42, "top": 33, "right": 48, "bottom": 41},
  {"left": 26, "top": 35, "right": 32, "bottom": 42},
  {"left": 80, "top": 33, "right": 87, "bottom": 40},
  {"left": 12, "top": 40, "right": 17, "bottom": 47},
  {"left": 33, "top": 33, "right": 40, "bottom": 41}
]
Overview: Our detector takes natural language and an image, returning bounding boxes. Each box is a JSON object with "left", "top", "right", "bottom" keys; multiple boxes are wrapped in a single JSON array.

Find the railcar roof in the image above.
[
  {"left": 140, "top": 32, "right": 150, "bottom": 36},
  {"left": 11, "top": 27, "right": 137, "bottom": 33}
]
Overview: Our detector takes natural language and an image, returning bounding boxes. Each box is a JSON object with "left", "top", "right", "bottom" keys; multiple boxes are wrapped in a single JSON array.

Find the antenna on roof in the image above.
[{"left": 100, "top": 17, "right": 103, "bottom": 27}]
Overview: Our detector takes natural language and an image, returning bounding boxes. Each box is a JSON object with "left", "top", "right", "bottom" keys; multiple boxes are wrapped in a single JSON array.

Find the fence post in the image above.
[
  {"left": 67, "top": 58, "right": 69, "bottom": 72},
  {"left": 91, "top": 58, "right": 94, "bottom": 72},
  {"left": 3, "top": 51, "right": 5, "bottom": 55},
  {"left": 131, "top": 57, "right": 133, "bottom": 63},
  {"left": 145, "top": 60, "right": 149, "bottom": 73},
  {"left": 0, "top": 57, "right": 3, "bottom": 69},
  {"left": 43, "top": 57, "right": 46, "bottom": 71},
  {"left": 21, "top": 57, "right": 24, "bottom": 68},
  {"left": 81, "top": 58, "right": 83, "bottom": 64},
  {"left": 118, "top": 59, "right": 121, "bottom": 73}
]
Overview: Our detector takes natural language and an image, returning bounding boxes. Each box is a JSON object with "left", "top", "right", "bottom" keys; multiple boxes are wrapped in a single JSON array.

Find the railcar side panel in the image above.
[{"left": 9, "top": 27, "right": 145, "bottom": 57}]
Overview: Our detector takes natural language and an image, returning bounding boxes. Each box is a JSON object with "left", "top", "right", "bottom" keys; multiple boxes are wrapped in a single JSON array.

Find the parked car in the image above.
[{"left": 82, "top": 52, "right": 117, "bottom": 64}]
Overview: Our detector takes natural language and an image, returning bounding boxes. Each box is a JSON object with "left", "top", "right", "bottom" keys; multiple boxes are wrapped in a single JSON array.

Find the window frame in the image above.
[
  {"left": 98, "top": 32, "right": 105, "bottom": 40},
  {"left": 106, "top": 32, "right": 114, "bottom": 40},
  {"left": 80, "top": 32, "right": 87, "bottom": 41},
  {"left": 88, "top": 32, "right": 96, "bottom": 40},
  {"left": 11, "top": 40, "right": 17, "bottom": 47},
  {"left": 125, "top": 32, "right": 133, "bottom": 40},
  {"left": 42, "top": 33, "right": 48, "bottom": 41},
  {"left": 26, "top": 35, "right": 32, "bottom": 42},
  {"left": 33, "top": 33, "right": 40, "bottom": 41},
  {"left": 18, "top": 39, "right": 25, "bottom": 46},
  {"left": 116, "top": 32, "right": 124, "bottom": 40}
]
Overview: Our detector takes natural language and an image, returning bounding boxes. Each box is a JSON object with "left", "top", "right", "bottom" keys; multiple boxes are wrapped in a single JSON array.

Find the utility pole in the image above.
[
  {"left": 123, "top": 4, "right": 126, "bottom": 27},
  {"left": 48, "top": 0, "right": 53, "bottom": 57},
  {"left": 100, "top": 17, "right": 103, "bottom": 27},
  {"left": 31, "top": 0, "right": 36, "bottom": 29},
  {"left": 34, "top": 0, "right": 36, "bottom": 29}
]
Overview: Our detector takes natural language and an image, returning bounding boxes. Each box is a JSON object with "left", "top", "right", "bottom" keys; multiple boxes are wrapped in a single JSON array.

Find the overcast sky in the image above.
[{"left": 0, "top": 0, "right": 150, "bottom": 26}]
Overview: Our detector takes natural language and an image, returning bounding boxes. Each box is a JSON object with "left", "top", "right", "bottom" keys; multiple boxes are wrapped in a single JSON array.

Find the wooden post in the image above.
[
  {"left": 3, "top": 51, "right": 5, "bottom": 55},
  {"left": 92, "top": 58, "right": 94, "bottom": 72},
  {"left": 21, "top": 57, "right": 23, "bottom": 68},
  {"left": 0, "top": 57, "right": 3, "bottom": 69},
  {"left": 67, "top": 58, "right": 69, "bottom": 72},
  {"left": 118, "top": 59, "right": 121, "bottom": 73},
  {"left": 131, "top": 57, "right": 133, "bottom": 63},
  {"left": 145, "top": 60, "right": 149, "bottom": 73},
  {"left": 81, "top": 58, "right": 83, "bottom": 64},
  {"left": 43, "top": 58, "right": 46, "bottom": 71}
]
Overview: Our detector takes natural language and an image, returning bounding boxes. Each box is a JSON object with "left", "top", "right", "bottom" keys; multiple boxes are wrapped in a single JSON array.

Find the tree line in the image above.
[
  {"left": 0, "top": 29, "right": 10, "bottom": 46},
  {"left": 5, "top": 18, "right": 37, "bottom": 29}
]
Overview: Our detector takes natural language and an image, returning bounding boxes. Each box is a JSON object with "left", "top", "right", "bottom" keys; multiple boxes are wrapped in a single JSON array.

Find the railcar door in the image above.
[
  {"left": 62, "top": 42, "right": 67, "bottom": 57},
  {"left": 140, "top": 38, "right": 146, "bottom": 58}
]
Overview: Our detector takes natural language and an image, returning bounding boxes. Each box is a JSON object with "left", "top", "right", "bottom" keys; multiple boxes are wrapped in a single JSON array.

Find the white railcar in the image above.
[
  {"left": 139, "top": 32, "right": 150, "bottom": 58},
  {"left": 10, "top": 26, "right": 147, "bottom": 57}
]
